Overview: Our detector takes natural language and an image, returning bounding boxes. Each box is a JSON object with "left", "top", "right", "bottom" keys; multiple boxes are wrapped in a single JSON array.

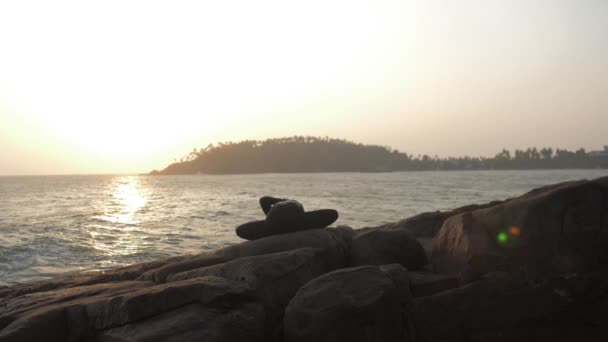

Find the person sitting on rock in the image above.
[{"left": 236, "top": 196, "right": 339, "bottom": 240}]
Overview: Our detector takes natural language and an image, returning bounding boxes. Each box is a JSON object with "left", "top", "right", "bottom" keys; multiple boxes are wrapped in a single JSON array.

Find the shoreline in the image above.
[
  {"left": 2, "top": 176, "right": 608, "bottom": 340},
  {"left": 0, "top": 168, "right": 606, "bottom": 178}
]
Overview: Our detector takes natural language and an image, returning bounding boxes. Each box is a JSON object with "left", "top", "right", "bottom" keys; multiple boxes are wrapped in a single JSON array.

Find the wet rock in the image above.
[
  {"left": 351, "top": 227, "right": 428, "bottom": 270},
  {"left": 138, "top": 254, "right": 228, "bottom": 283},
  {"left": 0, "top": 255, "right": 188, "bottom": 300},
  {"left": 284, "top": 266, "right": 410, "bottom": 342}
]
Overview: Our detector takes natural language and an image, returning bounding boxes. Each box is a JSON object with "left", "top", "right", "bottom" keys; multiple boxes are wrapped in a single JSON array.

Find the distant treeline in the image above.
[{"left": 151, "top": 136, "right": 608, "bottom": 175}]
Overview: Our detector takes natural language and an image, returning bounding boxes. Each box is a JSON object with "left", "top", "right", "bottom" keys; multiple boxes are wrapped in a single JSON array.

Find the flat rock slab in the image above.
[
  {"left": 0, "top": 276, "right": 255, "bottom": 342},
  {"left": 97, "top": 302, "right": 266, "bottom": 342}
]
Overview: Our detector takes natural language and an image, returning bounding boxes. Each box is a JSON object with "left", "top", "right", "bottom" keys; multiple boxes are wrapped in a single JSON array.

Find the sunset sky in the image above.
[{"left": 1, "top": 0, "right": 607, "bottom": 175}]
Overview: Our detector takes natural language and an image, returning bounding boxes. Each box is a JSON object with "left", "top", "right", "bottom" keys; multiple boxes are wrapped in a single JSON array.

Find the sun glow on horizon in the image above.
[
  {"left": 1, "top": 0, "right": 607, "bottom": 175},
  {"left": 1, "top": 0, "right": 416, "bottom": 174}
]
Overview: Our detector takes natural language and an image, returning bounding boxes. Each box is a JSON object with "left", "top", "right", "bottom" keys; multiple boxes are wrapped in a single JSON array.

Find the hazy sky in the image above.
[{"left": 1, "top": 0, "right": 607, "bottom": 175}]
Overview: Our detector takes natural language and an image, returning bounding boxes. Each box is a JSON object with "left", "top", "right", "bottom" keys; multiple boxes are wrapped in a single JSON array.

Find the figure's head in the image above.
[{"left": 266, "top": 200, "right": 305, "bottom": 229}]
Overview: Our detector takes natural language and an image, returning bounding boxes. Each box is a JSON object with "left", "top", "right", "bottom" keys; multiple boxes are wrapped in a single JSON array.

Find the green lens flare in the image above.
[{"left": 497, "top": 232, "right": 508, "bottom": 243}]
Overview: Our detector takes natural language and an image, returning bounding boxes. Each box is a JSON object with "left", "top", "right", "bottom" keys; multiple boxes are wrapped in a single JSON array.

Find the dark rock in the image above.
[
  {"left": 284, "top": 266, "right": 410, "bottom": 342},
  {"left": 432, "top": 177, "right": 608, "bottom": 283},
  {"left": 378, "top": 264, "right": 413, "bottom": 306},
  {"left": 141, "top": 227, "right": 352, "bottom": 284},
  {"left": 411, "top": 271, "right": 608, "bottom": 342},
  {"left": 169, "top": 248, "right": 345, "bottom": 338},
  {"left": 96, "top": 300, "right": 266, "bottom": 342},
  {"left": 168, "top": 248, "right": 343, "bottom": 309},
  {"left": 359, "top": 200, "right": 505, "bottom": 239},
  {"left": 431, "top": 211, "right": 503, "bottom": 283},
  {"left": 0, "top": 276, "right": 257, "bottom": 341},
  {"left": 222, "top": 226, "right": 353, "bottom": 270},
  {"left": 408, "top": 271, "right": 460, "bottom": 297},
  {"left": 351, "top": 227, "right": 428, "bottom": 270},
  {"left": 0, "top": 228, "right": 353, "bottom": 341},
  {"left": 138, "top": 254, "right": 228, "bottom": 283}
]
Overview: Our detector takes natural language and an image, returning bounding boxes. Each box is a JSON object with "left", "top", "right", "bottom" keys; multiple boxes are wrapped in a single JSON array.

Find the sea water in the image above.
[{"left": 1, "top": 170, "right": 607, "bottom": 284}]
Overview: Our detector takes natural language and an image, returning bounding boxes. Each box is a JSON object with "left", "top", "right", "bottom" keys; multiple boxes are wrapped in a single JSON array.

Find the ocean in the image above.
[{"left": 1, "top": 169, "right": 607, "bottom": 285}]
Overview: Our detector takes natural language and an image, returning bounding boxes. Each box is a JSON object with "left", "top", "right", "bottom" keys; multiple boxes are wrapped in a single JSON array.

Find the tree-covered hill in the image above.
[{"left": 150, "top": 136, "right": 608, "bottom": 175}]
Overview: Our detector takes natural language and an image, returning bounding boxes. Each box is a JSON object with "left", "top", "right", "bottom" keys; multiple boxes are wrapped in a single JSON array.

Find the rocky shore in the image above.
[{"left": 1, "top": 176, "right": 608, "bottom": 341}]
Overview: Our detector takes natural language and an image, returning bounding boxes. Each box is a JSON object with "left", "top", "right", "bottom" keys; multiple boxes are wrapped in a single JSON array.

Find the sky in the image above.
[{"left": 1, "top": 0, "right": 607, "bottom": 175}]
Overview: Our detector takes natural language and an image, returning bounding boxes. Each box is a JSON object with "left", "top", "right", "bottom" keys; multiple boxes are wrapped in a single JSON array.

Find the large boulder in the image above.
[
  {"left": 432, "top": 177, "right": 608, "bottom": 283},
  {"left": 379, "top": 264, "right": 414, "bottom": 305},
  {"left": 350, "top": 227, "right": 428, "bottom": 270},
  {"left": 411, "top": 272, "right": 563, "bottom": 342},
  {"left": 138, "top": 254, "right": 228, "bottom": 283},
  {"left": 138, "top": 227, "right": 353, "bottom": 284},
  {"left": 284, "top": 265, "right": 411, "bottom": 342},
  {"left": 0, "top": 276, "right": 262, "bottom": 341},
  {"left": 361, "top": 201, "right": 505, "bottom": 239},
  {"left": 411, "top": 270, "right": 608, "bottom": 342},
  {"left": 168, "top": 248, "right": 343, "bottom": 309},
  {"left": 168, "top": 248, "right": 345, "bottom": 338}
]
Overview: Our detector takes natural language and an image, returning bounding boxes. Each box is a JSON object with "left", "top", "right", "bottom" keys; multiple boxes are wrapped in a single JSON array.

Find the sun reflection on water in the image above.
[
  {"left": 90, "top": 176, "right": 152, "bottom": 257},
  {"left": 99, "top": 176, "right": 149, "bottom": 225}
]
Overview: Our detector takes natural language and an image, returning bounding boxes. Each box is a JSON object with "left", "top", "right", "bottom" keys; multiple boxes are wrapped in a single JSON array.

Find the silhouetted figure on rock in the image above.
[{"left": 236, "top": 196, "right": 339, "bottom": 240}]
